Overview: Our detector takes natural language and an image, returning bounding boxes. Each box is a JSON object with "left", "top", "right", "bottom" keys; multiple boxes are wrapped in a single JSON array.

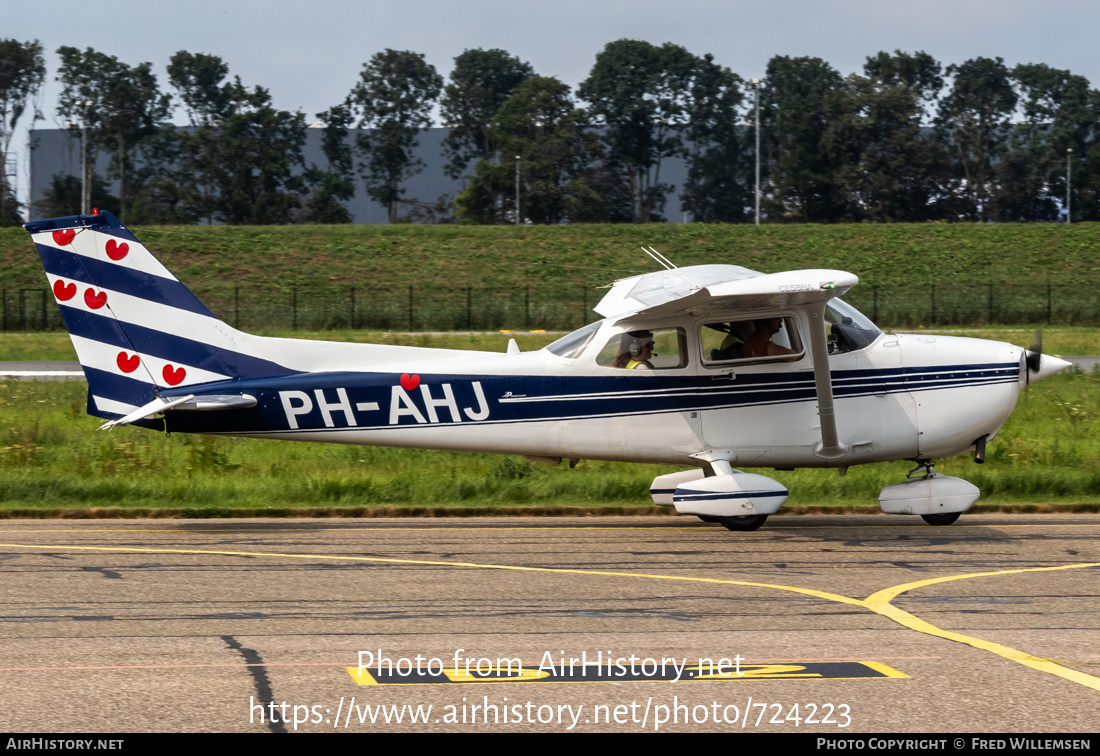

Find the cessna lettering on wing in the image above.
[{"left": 279, "top": 381, "right": 491, "bottom": 429}]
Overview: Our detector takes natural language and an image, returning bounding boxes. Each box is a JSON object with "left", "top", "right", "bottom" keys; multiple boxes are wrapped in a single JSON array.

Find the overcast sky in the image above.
[{"left": 7, "top": 0, "right": 1099, "bottom": 205}]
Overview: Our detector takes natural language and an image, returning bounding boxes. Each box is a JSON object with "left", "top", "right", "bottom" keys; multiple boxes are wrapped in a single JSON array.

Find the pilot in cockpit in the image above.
[{"left": 743, "top": 317, "right": 797, "bottom": 358}]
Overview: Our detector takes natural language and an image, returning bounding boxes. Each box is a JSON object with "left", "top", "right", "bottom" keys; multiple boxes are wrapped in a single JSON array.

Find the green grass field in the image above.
[
  {"left": 6, "top": 222, "right": 1100, "bottom": 289},
  {"left": 5, "top": 222, "right": 1100, "bottom": 330}
]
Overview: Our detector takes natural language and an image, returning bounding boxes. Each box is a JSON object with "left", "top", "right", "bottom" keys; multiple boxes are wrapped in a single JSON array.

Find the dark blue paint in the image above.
[{"left": 36, "top": 243, "right": 215, "bottom": 318}]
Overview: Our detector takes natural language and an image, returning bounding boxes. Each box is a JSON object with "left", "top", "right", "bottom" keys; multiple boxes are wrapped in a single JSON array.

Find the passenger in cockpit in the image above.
[
  {"left": 711, "top": 320, "right": 755, "bottom": 361},
  {"left": 613, "top": 330, "right": 655, "bottom": 370}
]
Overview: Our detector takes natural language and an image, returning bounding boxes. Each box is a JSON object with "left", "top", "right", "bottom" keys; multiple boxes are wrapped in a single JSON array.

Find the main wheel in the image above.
[
  {"left": 718, "top": 515, "right": 769, "bottom": 531},
  {"left": 921, "top": 512, "right": 961, "bottom": 526}
]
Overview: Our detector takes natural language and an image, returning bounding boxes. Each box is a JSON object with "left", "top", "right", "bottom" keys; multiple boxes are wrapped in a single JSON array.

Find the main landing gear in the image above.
[{"left": 717, "top": 515, "right": 769, "bottom": 531}]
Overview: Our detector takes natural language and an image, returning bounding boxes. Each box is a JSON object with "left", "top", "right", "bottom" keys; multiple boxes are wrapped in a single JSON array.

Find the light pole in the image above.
[
  {"left": 1066, "top": 148, "right": 1073, "bottom": 224},
  {"left": 752, "top": 79, "right": 761, "bottom": 225},
  {"left": 79, "top": 99, "right": 93, "bottom": 216},
  {"left": 515, "top": 156, "right": 521, "bottom": 225}
]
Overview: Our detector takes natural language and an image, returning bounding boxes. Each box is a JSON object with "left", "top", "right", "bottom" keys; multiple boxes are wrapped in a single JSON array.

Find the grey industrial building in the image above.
[{"left": 27, "top": 126, "right": 691, "bottom": 224}]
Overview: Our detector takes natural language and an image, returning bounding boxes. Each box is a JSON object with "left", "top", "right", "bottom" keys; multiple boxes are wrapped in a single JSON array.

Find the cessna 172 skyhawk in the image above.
[{"left": 25, "top": 210, "right": 1070, "bottom": 530}]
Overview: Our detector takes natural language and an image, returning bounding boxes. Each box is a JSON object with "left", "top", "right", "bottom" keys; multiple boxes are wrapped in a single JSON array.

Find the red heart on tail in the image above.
[
  {"left": 400, "top": 373, "right": 420, "bottom": 390},
  {"left": 116, "top": 352, "right": 140, "bottom": 373},
  {"left": 162, "top": 364, "right": 186, "bottom": 386},
  {"left": 84, "top": 288, "right": 107, "bottom": 309},
  {"left": 53, "top": 280, "right": 76, "bottom": 301},
  {"left": 52, "top": 229, "right": 75, "bottom": 246},
  {"left": 105, "top": 239, "right": 130, "bottom": 261}
]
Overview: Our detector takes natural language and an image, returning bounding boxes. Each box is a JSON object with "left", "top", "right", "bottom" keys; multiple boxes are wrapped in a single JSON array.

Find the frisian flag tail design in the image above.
[{"left": 24, "top": 211, "right": 297, "bottom": 421}]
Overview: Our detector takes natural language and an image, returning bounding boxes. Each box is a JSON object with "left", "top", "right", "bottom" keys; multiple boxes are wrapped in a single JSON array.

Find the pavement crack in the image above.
[
  {"left": 222, "top": 635, "right": 286, "bottom": 734},
  {"left": 81, "top": 567, "right": 122, "bottom": 579}
]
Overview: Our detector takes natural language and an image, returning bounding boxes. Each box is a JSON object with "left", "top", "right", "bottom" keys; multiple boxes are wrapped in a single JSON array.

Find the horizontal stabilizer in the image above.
[
  {"left": 171, "top": 394, "right": 258, "bottom": 411},
  {"left": 97, "top": 393, "right": 257, "bottom": 430},
  {"left": 99, "top": 394, "right": 195, "bottom": 430}
]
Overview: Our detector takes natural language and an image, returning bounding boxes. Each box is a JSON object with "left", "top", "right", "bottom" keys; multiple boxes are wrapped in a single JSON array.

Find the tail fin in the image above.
[{"left": 24, "top": 211, "right": 293, "bottom": 420}]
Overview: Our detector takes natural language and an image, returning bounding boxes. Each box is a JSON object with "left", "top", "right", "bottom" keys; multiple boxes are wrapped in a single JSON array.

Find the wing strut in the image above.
[{"left": 806, "top": 301, "right": 848, "bottom": 460}]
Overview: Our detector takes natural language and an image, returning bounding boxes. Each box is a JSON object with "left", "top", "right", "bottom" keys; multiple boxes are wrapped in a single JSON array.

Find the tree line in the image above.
[{"left": 2, "top": 38, "right": 1099, "bottom": 226}]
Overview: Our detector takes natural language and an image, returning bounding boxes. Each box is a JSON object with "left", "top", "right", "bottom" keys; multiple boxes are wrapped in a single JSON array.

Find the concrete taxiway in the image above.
[{"left": 0, "top": 514, "right": 1096, "bottom": 733}]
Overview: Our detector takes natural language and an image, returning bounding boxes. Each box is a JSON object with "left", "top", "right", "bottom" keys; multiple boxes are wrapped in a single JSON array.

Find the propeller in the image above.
[
  {"left": 1025, "top": 328, "right": 1043, "bottom": 377},
  {"left": 1022, "top": 329, "right": 1073, "bottom": 390},
  {"left": 1023, "top": 328, "right": 1043, "bottom": 397}
]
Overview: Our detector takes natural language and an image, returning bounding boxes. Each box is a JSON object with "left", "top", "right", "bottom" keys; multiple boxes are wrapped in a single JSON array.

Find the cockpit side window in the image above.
[
  {"left": 595, "top": 328, "right": 687, "bottom": 371},
  {"left": 825, "top": 300, "right": 882, "bottom": 354},
  {"left": 700, "top": 316, "right": 803, "bottom": 365},
  {"left": 544, "top": 321, "right": 601, "bottom": 360}
]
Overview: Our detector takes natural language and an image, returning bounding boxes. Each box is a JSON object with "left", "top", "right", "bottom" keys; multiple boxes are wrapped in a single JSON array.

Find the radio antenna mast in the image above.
[{"left": 642, "top": 246, "right": 677, "bottom": 270}]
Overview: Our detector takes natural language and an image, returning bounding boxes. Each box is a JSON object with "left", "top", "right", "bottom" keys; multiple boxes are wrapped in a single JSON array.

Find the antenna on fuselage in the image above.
[{"left": 642, "top": 246, "right": 677, "bottom": 270}]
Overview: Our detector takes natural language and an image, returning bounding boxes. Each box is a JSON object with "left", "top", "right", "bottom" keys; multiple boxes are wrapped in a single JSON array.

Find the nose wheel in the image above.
[{"left": 921, "top": 512, "right": 961, "bottom": 526}]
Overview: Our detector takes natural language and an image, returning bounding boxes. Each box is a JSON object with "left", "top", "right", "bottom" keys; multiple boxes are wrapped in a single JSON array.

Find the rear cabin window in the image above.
[
  {"left": 595, "top": 328, "right": 687, "bottom": 371},
  {"left": 700, "top": 316, "right": 802, "bottom": 365}
]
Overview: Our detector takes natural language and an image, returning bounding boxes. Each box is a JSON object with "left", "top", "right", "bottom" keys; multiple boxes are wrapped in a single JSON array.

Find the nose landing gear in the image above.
[{"left": 878, "top": 460, "right": 979, "bottom": 526}]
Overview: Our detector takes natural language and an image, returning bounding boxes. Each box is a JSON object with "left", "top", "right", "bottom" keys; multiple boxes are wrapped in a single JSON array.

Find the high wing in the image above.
[
  {"left": 597, "top": 264, "right": 860, "bottom": 459},
  {"left": 595, "top": 264, "right": 859, "bottom": 323}
]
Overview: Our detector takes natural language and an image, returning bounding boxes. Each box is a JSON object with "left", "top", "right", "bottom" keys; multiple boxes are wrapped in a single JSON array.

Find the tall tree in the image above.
[
  {"left": 760, "top": 55, "right": 845, "bottom": 222},
  {"left": 0, "top": 39, "right": 45, "bottom": 224},
  {"left": 101, "top": 61, "right": 171, "bottom": 220},
  {"left": 824, "top": 51, "right": 951, "bottom": 221},
  {"left": 124, "top": 123, "right": 194, "bottom": 224},
  {"left": 57, "top": 47, "right": 170, "bottom": 221},
  {"left": 214, "top": 80, "right": 309, "bottom": 224},
  {"left": 992, "top": 63, "right": 1097, "bottom": 221},
  {"left": 348, "top": 49, "right": 442, "bottom": 223},
  {"left": 303, "top": 103, "right": 355, "bottom": 223},
  {"left": 455, "top": 76, "right": 604, "bottom": 224},
  {"left": 579, "top": 40, "right": 696, "bottom": 223},
  {"left": 440, "top": 48, "right": 533, "bottom": 179},
  {"left": 166, "top": 51, "right": 233, "bottom": 224},
  {"left": 680, "top": 53, "right": 748, "bottom": 223},
  {"left": 32, "top": 172, "right": 117, "bottom": 218},
  {"left": 936, "top": 57, "right": 1017, "bottom": 221}
]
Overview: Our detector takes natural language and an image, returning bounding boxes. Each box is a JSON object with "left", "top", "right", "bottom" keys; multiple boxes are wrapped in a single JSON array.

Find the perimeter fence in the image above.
[{"left": 2, "top": 282, "right": 1098, "bottom": 333}]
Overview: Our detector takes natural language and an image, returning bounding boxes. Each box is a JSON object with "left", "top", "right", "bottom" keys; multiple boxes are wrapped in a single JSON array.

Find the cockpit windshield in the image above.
[
  {"left": 544, "top": 320, "right": 602, "bottom": 360},
  {"left": 825, "top": 300, "right": 882, "bottom": 354}
]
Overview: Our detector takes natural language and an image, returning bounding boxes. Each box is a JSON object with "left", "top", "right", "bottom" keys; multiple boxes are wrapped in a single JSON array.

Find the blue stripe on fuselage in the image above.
[{"left": 156, "top": 362, "right": 1020, "bottom": 436}]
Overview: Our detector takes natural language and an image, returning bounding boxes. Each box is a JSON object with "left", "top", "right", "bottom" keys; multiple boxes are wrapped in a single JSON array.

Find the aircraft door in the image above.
[{"left": 696, "top": 315, "right": 819, "bottom": 459}]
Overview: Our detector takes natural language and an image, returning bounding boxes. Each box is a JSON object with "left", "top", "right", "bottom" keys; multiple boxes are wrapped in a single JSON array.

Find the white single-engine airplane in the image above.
[{"left": 25, "top": 211, "right": 1071, "bottom": 530}]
